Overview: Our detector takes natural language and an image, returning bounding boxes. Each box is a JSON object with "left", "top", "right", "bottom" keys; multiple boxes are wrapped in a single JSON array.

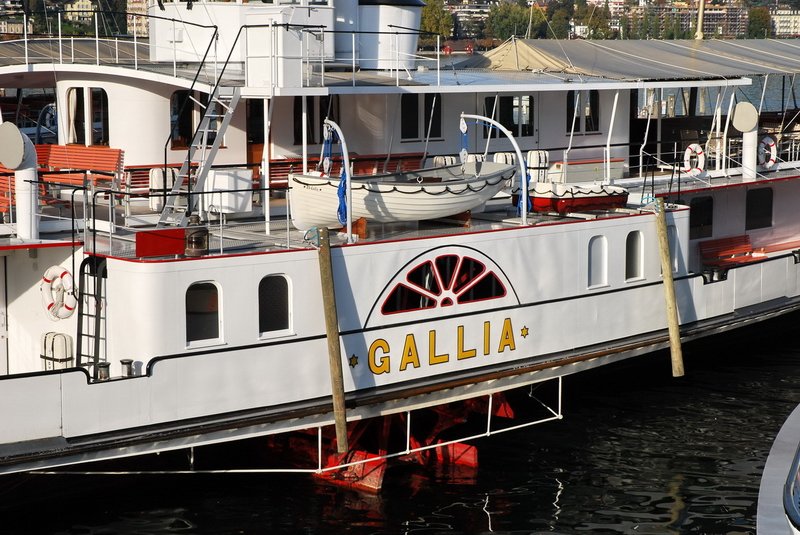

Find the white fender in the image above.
[
  {"left": 758, "top": 136, "right": 777, "bottom": 168},
  {"left": 40, "top": 266, "right": 78, "bottom": 320},
  {"left": 683, "top": 143, "right": 705, "bottom": 176}
]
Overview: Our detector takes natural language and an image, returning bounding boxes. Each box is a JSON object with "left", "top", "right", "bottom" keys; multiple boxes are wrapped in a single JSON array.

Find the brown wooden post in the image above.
[
  {"left": 655, "top": 197, "right": 685, "bottom": 377},
  {"left": 318, "top": 227, "right": 349, "bottom": 452}
]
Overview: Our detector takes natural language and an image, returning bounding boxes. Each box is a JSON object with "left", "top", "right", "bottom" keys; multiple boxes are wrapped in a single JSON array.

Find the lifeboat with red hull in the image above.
[{"left": 528, "top": 182, "right": 630, "bottom": 214}]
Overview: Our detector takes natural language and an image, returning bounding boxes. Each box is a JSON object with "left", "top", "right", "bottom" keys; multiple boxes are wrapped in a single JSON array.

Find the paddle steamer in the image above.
[{"left": 0, "top": 1, "right": 799, "bottom": 490}]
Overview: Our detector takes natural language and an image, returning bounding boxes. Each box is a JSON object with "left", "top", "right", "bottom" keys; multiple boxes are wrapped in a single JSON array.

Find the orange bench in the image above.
[
  {"left": 755, "top": 239, "right": 800, "bottom": 254},
  {"left": 0, "top": 144, "right": 124, "bottom": 212},
  {"left": 699, "top": 235, "right": 761, "bottom": 267},
  {"left": 40, "top": 144, "right": 124, "bottom": 187},
  {"left": 267, "top": 153, "right": 424, "bottom": 189}
]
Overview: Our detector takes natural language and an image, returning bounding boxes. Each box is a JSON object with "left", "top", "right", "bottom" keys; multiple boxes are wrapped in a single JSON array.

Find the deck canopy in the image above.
[{"left": 458, "top": 39, "right": 800, "bottom": 81}]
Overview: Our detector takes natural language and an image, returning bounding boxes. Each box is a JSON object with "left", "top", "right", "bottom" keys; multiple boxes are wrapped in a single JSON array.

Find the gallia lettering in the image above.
[{"left": 368, "top": 318, "right": 518, "bottom": 375}]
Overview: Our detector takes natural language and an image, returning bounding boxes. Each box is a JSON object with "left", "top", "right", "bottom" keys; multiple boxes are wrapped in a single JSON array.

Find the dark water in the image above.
[{"left": 2, "top": 315, "right": 800, "bottom": 534}]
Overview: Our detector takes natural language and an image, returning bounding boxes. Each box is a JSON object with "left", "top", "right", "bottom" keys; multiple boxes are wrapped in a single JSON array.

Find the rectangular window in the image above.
[
  {"left": 401, "top": 94, "right": 442, "bottom": 141},
  {"left": 259, "top": 275, "right": 290, "bottom": 334},
  {"left": 293, "top": 96, "right": 316, "bottom": 145},
  {"left": 585, "top": 90, "right": 600, "bottom": 132},
  {"left": 516, "top": 95, "right": 535, "bottom": 137},
  {"left": 401, "top": 94, "right": 419, "bottom": 140},
  {"left": 171, "top": 89, "right": 193, "bottom": 149},
  {"left": 567, "top": 90, "right": 600, "bottom": 133},
  {"left": 689, "top": 196, "right": 713, "bottom": 239},
  {"left": 485, "top": 96, "right": 535, "bottom": 138},
  {"left": 745, "top": 188, "right": 773, "bottom": 230},
  {"left": 423, "top": 93, "right": 441, "bottom": 139},
  {"left": 68, "top": 87, "right": 86, "bottom": 145},
  {"left": 567, "top": 90, "right": 579, "bottom": 133},
  {"left": 91, "top": 88, "right": 109, "bottom": 146},
  {"left": 186, "top": 282, "right": 220, "bottom": 343}
]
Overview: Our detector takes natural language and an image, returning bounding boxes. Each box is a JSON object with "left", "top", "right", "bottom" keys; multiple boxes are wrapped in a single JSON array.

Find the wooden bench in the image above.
[
  {"left": 267, "top": 153, "right": 424, "bottom": 189},
  {"left": 755, "top": 238, "right": 800, "bottom": 254},
  {"left": 0, "top": 144, "right": 124, "bottom": 212},
  {"left": 40, "top": 145, "right": 125, "bottom": 188},
  {"left": 699, "top": 235, "right": 761, "bottom": 267}
]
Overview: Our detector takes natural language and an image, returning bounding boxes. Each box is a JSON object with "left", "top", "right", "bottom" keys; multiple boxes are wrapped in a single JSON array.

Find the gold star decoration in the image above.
[
  {"left": 349, "top": 354, "right": 359, "bottom": 368},
  {"left": 520, "top": 326, "right": 530, "bottom": 338}
]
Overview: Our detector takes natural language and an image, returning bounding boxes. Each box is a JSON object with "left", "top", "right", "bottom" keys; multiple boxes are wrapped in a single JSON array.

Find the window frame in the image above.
[
  {"left": 185, "top": 281, "right": 223, "bottom": 348},
  {"left": 484, "top": 95, "right": 535, "bottom": 139},
  {"left": 258, "top": 274, "right": 293, "bottom": 338},
  {"left": 625, "top": 231, "right": 644, "bottom": 282},
  {"left": 293, "top": 95, "right": 340, "bottom": 146},
  {"left": 745, "top": 187, "right": 773, "bottom": 230},
  {"left": 689, "top": 196, "right": 714, "bottom": 240},
  {"left": 566, "top": 90, "right": 601, "bottom": 134},
  {"left": 587, "top": 235, "right": 609, "bottom": 289},
  {"left": 401, "top": 93, "right": 443, "bottom": 142}
]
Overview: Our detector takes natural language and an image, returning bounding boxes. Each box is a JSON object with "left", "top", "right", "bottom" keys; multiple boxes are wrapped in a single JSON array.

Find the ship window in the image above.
[
  {"left": 588, "top": 235, "right": 608, "bottom": 288},
  {"left": 382, "top": 253, "right": 506, "bottom": 315},
  {"left": 567, "top": 90, "right": 600, "bottom": 133},
  {"left": 259, "top": 275, "right": 290, "bottom": 334},
  {"left": 171, "top": 90, "right": 193, "bottom": 149},
  {"left": 625, "top": 231, "right": 643, "bottom": 281},
  {"left": 401, "top": 93, "right": 441, "bottom": 141},
  {"left": 483, "top": 96, "right": 534, "bottom": 138},
  {"left": 745, "top": 188, "right": 773, "bottom": 230},
  {"left": 67, "top": 87, "right": 86, "bottom": 144},
  {"left": 91, "top": 88, "right": 109, "bottom": 146},
  {"left": 689, "top": 196, "right": 713, "bottom": 239},
  {"left": 585, "top": 90, "right": 600, "bottom": 132},
  {"left": 293, "top": 95, "right": 339, "bottom": 146},
  {"left": 186, "top": 282, "right": 220, "bottom": 343},
  {"left": 401, "top": 94, "right": 418, "bottom": 140},
  {"left": 566, "top": 90, "right": 579, "bottom": 133}
]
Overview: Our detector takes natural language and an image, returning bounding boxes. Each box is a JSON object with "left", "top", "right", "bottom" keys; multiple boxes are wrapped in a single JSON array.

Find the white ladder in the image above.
[{"left": 158, "top": 85, "right": 242, "bottom": 227}]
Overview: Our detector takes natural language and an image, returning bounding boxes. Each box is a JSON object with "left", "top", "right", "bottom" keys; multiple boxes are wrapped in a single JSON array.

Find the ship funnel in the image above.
[
  {"left": 732, "top": 102, "right": 759, "bottom": 181},
  {"left": 0, "top": 122, "right": 39, "bottom": 240}
]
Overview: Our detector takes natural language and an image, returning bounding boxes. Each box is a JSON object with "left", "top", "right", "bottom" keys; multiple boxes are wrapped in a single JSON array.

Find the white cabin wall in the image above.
[
  {"left": 757, "top": 180, "right": 800, "bottom": 243},
  {"left": 5, "top": 247, "right": 79, "bottom": 374},
  {"left": 300, "top": 91, "right": 631, "bottom": 170},
  {"left": 536, "top": 90, "right": 631, "bottom": 163},
  {"left": 105, "top": 250, "right": 324, "bottom": 367},
  {"left": 55, "top": 76, "right": 246, "bottom": 168},
  {"left": 149, "top": 3, "right": 335, "bottom": 64}
]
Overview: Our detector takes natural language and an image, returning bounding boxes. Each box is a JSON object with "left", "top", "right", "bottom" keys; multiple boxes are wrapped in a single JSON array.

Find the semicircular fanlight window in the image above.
[{"left": 381, "top": 254, "right": 507, "bottom": 315}]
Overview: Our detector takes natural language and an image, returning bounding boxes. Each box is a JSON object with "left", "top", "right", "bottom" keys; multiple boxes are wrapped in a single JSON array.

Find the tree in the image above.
[
  {"left": 485, "top": 1, "right": 531, "bottom": 40},
  {"left": 420, "top": 0, "right": 453, "bottom": 40},
  {"left": 549, "top": 8, "right": 572, "bottom": 39},
  {"left": 747, "top": 7, "right": 771, "bottom": 38},
  {"left": 585, "top": 0, "right": 612, "bottom": 38}
]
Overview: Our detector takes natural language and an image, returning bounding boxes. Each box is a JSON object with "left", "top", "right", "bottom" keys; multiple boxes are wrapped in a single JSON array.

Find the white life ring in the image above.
[
  {"left": 758, "top": 136, "right": 777, "bottom": 168},
  {"left": 683, "top": 143, "right": 705, "bottom": 176},
  {"left": 40, "top": 266, "right": 77, "bottom": 320}
]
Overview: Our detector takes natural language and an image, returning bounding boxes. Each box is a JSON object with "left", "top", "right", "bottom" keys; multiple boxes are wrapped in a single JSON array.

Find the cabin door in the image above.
[{"left": 246, "top": 99, "right": 266, "bottom": 182}]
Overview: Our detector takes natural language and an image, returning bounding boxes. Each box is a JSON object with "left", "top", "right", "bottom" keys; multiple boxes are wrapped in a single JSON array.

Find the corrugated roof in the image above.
[{"left": 459, "top": 39, "right": 800, "bottom": 81}]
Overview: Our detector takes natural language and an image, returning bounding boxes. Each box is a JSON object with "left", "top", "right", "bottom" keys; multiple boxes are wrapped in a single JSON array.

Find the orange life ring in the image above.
[
  {"left": 40, "top": 266, "right": 77, "bottom": 320},
  {"left": 759, "top": 136, "right": 777, "bottom": 168},
  {"left": 683, "top": 143, "right": 705, "bottom": 176}
]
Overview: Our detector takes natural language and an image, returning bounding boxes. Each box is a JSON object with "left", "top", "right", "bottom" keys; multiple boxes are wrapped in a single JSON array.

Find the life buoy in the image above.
[
  {"left": 759, "top": 136, "right": 777, "bottom": 168},
  {"left": 40, "top": 266, "right": 77, "bottom": 320},
  {"left": 683, "top": 143, "right": 705, "bottom": 176}
]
